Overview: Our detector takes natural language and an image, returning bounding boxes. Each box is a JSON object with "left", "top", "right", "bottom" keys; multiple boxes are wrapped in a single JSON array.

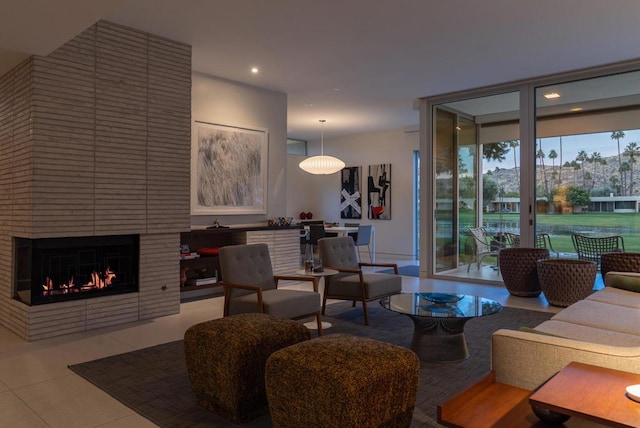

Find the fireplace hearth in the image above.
[{"left": 14, "top": 235, "right": 139, "bottom": 306}]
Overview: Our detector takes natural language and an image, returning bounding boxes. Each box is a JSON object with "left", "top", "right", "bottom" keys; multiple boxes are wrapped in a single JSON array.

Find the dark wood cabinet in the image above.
[{"left": 180, "top": 229, "right": 233, "bottom": 293}]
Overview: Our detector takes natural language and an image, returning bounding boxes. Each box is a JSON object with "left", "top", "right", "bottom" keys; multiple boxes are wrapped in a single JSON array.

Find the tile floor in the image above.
[{"left": 0, "top": 259, "right": 562, "bottom": 428}]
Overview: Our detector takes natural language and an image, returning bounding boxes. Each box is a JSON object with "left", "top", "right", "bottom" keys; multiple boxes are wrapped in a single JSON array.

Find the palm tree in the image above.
[
  {"left": 558, "top": 136, "right": 563, "bottom": 183},
  {"left": 591, "top": 152, "right": 602, "bottom": 190},
  {"left": 536, "top": 140, "right": 549, "bottom": 202},
  {"left": 576, "top": 150, "right": 589, "bottom": 187},
  {"left": 624, "top": 142, "right": 640, "bottom": 195},
  {"left": 507, "top": 140, "right": 520, "bottom": 187},
  {"left": 564, "top": 160, "right": 580, "bottom": 186},
  {"left": 549, "top": 149, "right": 558, "bottom": 183},
  {"left": 610, "top": 175, "right": 621, "bottom": 195},
  {"left": 611, "top": 131, "right": 626, "bottom": 195}
]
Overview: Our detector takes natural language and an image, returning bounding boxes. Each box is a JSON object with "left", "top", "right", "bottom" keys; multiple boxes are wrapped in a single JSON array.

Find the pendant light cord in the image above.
[{"left": 319, "top": 119, "right": 326, "bottom": 155}]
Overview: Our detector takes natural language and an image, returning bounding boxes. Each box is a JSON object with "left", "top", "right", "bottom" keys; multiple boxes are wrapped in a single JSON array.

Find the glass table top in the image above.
[{"left": 380, "top": 293, "right": 503, "bottom": 319}]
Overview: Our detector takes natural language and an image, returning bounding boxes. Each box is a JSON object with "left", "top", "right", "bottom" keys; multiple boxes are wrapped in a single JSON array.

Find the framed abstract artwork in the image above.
[
  {"left": 191, "top": 121, "right": 268, "bottom": 215},
  {"left": 367, "top": 163, "right": 391, "bottom": 220},
  {"left": 341, "top": 166, "right": 362, "bottom": 219}
]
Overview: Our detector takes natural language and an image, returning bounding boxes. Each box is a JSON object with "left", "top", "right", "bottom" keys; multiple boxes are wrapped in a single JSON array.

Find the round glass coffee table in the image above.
[{"left": 379, "top": 293, "right": 503, "bottom": 362}]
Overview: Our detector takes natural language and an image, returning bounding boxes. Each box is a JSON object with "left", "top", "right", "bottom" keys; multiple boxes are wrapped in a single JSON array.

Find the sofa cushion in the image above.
[
  {"left": 551, "top": 300, "right": 640, "bottom": 336},
  {"left": 586, "top": 286, "right": 640, "bottom": 309},
  {"left": 535, "top": 320, "right": 640, "bottom": 347},
  {"left": 605, "top": 272, "right": 640, "bottom": 293}
]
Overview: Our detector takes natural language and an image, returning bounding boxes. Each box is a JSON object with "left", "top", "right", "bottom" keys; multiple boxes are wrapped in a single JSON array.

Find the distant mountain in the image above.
[{"left": 484, "top": 154, "right": 638, "bottom": 196}]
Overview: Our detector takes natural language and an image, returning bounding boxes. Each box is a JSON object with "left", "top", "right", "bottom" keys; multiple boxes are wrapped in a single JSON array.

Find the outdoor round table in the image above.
[{"left": 379, "top": 293, "right": 503, "bottom": 362}]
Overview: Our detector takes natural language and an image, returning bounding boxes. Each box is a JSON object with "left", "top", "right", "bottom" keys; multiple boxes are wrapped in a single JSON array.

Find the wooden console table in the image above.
[{"left": 529, "top": 362, "right": 640, "bottom": 427}]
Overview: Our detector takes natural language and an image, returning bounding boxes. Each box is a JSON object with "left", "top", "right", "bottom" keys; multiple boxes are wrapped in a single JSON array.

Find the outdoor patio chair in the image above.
[
  {"left": 536, "top": 233, "right": 560, "bottom": 258},
  {"left": 571, "top": 234, "right": 625, "bottom": 270},
  {"left": 466, "top": 227, "right": 501, "bottom": 272}
]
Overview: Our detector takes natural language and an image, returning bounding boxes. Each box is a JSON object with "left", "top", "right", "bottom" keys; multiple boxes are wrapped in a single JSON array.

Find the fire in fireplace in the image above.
[{"left": 14, "top": 235, "right": 139, "bottom": 305}]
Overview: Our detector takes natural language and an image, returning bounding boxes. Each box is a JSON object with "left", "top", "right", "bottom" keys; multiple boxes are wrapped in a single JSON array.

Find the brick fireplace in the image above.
[{"left": 0, "top": 21, "right": 192, "bottom": 340}]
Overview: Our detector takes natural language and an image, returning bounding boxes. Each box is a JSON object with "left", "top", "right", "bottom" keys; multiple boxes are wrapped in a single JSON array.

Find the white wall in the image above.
[
  {"left": 287, "top": 127, "right": 419, "bottom": 259},
  {"left": 191, "top": 73, "right": 288, "bottom": 227}
]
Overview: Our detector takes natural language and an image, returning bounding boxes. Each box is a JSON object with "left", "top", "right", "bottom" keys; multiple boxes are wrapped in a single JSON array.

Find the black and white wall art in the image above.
[
  {"left": 367, "top": 163, "right": 391, "bottom": 220},
  {"left": 341, "top": 166, "right": 362, "bottom": 219},
  {"left": 192, "top": 121, "right": 268, "bottom": 214}
]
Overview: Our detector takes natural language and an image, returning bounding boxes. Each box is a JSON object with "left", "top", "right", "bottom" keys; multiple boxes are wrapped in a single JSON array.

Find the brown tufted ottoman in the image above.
[
  {"left": 183, "top": 313, "right": 310, "bottom": 423},
  {"left": 265, "top": 334, "right": 420, "bottom": 428}
]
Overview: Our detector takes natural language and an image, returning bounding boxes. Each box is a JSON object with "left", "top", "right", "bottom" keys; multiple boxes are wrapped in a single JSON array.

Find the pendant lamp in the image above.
[{"left": 299, "top": 120, "right": 345, "bottom": 175}]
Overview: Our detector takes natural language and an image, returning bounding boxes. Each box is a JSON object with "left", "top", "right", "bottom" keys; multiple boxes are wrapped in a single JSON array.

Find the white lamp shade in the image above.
[{"left": 299, "top": 155, "right": 346, "bottom": 175}]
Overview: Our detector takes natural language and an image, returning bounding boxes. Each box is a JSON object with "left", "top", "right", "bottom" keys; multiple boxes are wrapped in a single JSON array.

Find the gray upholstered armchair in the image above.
[
  {"left": 219, "top": 243, "right": 323, "bottom": 334},
  {"left": 318, "top": 236, "right": 401, "bottom": 325}
]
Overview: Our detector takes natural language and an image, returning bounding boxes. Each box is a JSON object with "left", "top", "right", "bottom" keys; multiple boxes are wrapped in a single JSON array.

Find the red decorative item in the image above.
[
  {"left": 306, "top": 212, "right": 313, "bottom": 219},
  {"left": 196, "top": 247, "right": 220, "bottom": 256},
  {"left": 300, "top": 212, "right": 307, "bottom": 220}
]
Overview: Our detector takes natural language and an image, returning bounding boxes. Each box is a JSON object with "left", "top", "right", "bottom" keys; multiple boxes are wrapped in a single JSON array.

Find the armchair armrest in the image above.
[
  {"left": 323, "top": 266, "right": 366, "bottom": 283},
  {"left": 359, "top": 262, "right": 399, "bottom": 274},
  {"left": 274, "top": 275, "right": 319, "bottom": 292},
  {"left": 219, "top": 281, "right": 264, "bottom": 315}
]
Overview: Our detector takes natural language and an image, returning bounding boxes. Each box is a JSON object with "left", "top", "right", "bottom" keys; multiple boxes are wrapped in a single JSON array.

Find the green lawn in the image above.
[{"left": 480, "top": 212, "right": 640, "bottom": 253}]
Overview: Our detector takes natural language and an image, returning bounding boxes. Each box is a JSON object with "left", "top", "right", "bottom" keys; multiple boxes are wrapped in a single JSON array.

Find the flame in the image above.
[{"left": 41, "top": 267, "right": 116, "bottom": 295}]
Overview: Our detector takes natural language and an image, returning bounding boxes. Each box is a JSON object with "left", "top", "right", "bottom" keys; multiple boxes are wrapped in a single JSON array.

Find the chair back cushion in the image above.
[
  {"left": 308, "top": 224, "right": 326, "bottom": 245},
  {"left": 318, "top": 237, "right": 358, "bottom": 269},
  {"left": 219, "top": 244, "right": 276, "bottom": 296},
  {"left": 355, "top": 225, "right": 372, "bottom": 246}
]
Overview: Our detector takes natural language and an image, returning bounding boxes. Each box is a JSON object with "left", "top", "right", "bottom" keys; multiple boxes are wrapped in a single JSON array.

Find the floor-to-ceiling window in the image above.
[
  {"left": 421, "top": 60, "right": 640, "bottom": 283},
  {"left": 534, "top": 70, "right": 640, "bottom": 254}
]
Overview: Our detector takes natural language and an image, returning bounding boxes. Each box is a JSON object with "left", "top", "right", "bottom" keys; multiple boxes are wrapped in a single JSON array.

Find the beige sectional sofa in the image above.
[{"left": 491, "top": 271, "right": 640, "bottom": 390}]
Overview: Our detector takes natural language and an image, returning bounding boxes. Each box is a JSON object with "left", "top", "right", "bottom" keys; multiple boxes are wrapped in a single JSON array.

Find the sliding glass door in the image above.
[
  {"left": 431, "top": 92, "right": 522, "bottom": 279},
  {"left": 422, "top": 60, "right": 640, "bottom": 284}
]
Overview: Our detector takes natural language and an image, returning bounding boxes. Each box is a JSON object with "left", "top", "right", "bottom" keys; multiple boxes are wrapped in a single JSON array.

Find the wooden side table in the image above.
[
  {"left": 438, "top": 370, "right": 609, "bottom": 427},
  {"left": 529, "top": 362, "right": 640, "bottom": 427}
]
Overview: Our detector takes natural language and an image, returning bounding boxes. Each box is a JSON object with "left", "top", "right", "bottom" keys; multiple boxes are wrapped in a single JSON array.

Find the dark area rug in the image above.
[
  {"left": 379, "top": 264, "right": 419, "bottom": 277},
  {"left": 69, "top": 302, "right": 552, "bottom": 428}
]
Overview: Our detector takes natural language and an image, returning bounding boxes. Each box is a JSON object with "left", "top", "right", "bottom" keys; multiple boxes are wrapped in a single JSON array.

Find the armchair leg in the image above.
[
  {"left": 322, "top": 295, "right": 328, "bottom": 315},
  {"left": 316, "top": 313, "right": 323, "bottom": 336},
  {"left": 352, "top": 300, "right": 356, "bottom": 307},
  {"left": 362, "top": 300, "right": 369, "bottom": 326}
]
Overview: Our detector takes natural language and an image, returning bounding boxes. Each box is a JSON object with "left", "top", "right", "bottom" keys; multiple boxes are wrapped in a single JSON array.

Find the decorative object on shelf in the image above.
[
  {"left": 299, "top": 120, "right": 345, "bottom": 175},
  {"left": 192, "top": 121, "right": 268, "bottom": 215},
  {"left": 306, "top": 211, "right": 313, "bottom": 219},
  {"left": 341, "top": 166, "right": 362, "bottom": 219},
  {"left": 268, "top": 217, "right": 293, "bottom": 227},
  {"left": 299, "top": 212, "right": 307, "bottom": 220},
  {"left": 368, "top": 163, "right": 391, "bottom": 220}
]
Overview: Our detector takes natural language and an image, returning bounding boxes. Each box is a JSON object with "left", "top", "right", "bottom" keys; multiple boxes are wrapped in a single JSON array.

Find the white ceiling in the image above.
[{"left": 3, "top": 0, "right": 640, "bottom": 140}]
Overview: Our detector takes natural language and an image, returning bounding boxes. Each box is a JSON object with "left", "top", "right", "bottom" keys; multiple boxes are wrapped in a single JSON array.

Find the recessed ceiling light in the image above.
[
  {"left": 570, "top": 107, "right": 583, "bottom": 112},
  {"left": 333, "top": 88, "right": 341, "bottom": 92},
  {"left": 304, "top": 103, "right": 313, "bottom": 107},
  {"left": 250, "top": 67, "right": 259, "bottom": 74},
  {"left": 544, "top": 92, "right": 560, "bottom": 99}
]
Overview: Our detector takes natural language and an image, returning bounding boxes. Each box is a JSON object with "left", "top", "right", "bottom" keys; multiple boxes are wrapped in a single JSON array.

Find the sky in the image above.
[{"left": 483, "top": 129, "right": 640, "bottom": 173}]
